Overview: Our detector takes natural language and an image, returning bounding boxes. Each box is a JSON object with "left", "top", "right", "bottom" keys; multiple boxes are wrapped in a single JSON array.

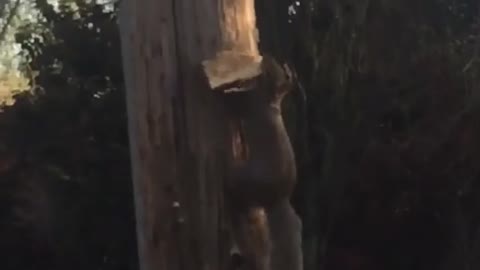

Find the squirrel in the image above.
[
  {"left": 225, "top": 56, "right": 302, "bottom": 270},
  {"left": 226, "top": 55, "right": 297, "bottom": 209}
]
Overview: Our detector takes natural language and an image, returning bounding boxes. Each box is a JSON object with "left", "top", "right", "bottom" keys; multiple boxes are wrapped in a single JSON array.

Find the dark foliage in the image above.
[
  {"left": 256, "top": 1, "right": 480, "bottom": 269},
  {"left": 0, "top": 1, "right": 137, "bottom": 270}
]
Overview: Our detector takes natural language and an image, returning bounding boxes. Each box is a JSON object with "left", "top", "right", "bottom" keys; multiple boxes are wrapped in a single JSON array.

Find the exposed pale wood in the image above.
[
  {"left": 219, "top": 0, "right": 259, "bottom": 55},
  {"left": 203, "top": 0, "right": 261, "bottom": 92},
  {"left": 202, "top": 51, "right": 262, "bottom": 91}
]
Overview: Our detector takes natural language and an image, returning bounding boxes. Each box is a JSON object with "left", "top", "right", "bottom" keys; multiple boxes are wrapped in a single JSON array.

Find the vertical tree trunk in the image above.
[
  {"left": 118, "top": 0, "right": 181, "bottom": 269},
  {"left": 119, "top": 1, "right": 302, "bottom": 270}
]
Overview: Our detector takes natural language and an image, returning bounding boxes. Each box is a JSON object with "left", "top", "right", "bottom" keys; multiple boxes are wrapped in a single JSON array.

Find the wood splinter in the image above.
[{"left": 202, "top": 50, "right": 263, "bottom": 93}]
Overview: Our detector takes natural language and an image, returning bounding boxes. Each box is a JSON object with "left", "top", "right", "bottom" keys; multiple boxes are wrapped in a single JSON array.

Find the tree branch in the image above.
[{"left": 0, "top": 0, "right": 21, "bottom": 45}]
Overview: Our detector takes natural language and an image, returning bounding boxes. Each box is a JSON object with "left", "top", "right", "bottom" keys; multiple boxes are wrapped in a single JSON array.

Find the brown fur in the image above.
[{"left": 226, "top": 56, "right": 302, "bottom": 270}]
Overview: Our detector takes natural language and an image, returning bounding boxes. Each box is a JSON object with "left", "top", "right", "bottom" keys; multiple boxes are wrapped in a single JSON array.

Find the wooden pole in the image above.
[{"left": 119, "top": 0, "right": 302, "bottom": 269}]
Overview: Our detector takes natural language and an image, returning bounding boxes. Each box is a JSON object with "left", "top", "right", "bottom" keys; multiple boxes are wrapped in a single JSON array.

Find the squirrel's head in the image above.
[{"left": 260, "top": 55, "right": 296, "bottom": 104}]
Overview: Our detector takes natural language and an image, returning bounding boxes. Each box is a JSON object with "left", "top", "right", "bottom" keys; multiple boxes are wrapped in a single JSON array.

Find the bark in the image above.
[{"left": 118, "top": 0, "right": 181, "bottom": 269}]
